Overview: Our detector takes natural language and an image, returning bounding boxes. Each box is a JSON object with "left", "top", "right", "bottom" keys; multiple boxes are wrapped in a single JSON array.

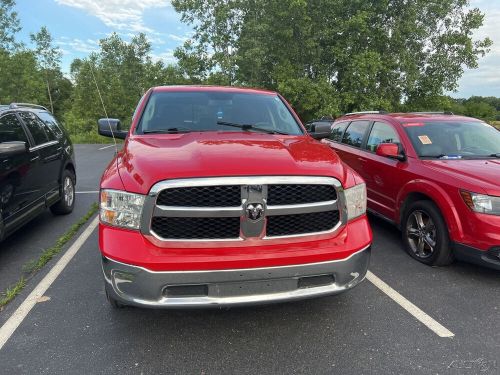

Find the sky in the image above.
[{"left": 15, "top": 0, "right": 500, "bottom": 99}]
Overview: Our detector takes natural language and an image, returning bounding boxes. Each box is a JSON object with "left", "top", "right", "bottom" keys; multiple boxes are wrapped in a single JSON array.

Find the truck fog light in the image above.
[{"left": 100, "top": 189, "right": 145, "bottom": 229}]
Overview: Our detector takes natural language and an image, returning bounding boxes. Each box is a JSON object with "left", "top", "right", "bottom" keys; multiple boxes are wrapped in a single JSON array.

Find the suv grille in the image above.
[
  {"left": 267, "top": 184, "right": 337, "bottom": 205},
  {"left": 148, "top": 177, "right": 342, "bottom": 241},
  {"left": 156, "top": 185, "right": 241, "bottom": 207}
]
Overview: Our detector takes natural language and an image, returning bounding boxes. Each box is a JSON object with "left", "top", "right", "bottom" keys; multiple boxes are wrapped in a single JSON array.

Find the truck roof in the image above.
[{"left": 152, "top": 85, "right": 277, "bottom": 96}]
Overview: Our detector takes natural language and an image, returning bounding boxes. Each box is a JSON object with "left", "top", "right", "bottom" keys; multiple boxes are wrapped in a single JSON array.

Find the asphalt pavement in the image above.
[{"left": 0, "top": 144, "right": 498, "bottom": 374}]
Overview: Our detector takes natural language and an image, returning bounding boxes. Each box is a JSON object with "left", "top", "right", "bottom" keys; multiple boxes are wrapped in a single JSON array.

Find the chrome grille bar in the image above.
[{"left": 141, "top": 176, "right": 346, "bottom": 245}]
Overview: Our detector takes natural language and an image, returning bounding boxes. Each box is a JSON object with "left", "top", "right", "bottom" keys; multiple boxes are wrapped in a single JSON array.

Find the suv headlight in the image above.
[
  {"left": 344, "top": 183, "right": 367, "bottom": 220},
  {"left": 100, "top": 189, "right": 145, "bottom": 229},
  {"left": 461, "top": 191, "right": 500, "bottom": 216}
]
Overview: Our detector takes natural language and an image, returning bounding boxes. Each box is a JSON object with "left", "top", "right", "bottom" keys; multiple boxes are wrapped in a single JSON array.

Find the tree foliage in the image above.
[
  {"left": 173, "top": 0, "right": 493, "bottom": 120},
  {"left": 65, "top": 33, "right": 188, "bottom": 137},
  {"left": 0, "top": 0, "right": 21, "bottom": 51},
  {"left": 30, "top": 26, "right": 63, "bottom": 113}
]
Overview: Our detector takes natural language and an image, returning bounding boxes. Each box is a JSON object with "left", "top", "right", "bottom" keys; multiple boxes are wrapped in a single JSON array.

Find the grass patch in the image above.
[
  {"left": 70, "top": 132, "right": 116, "bottom": 144},
  {"left": 0, "top": 203, "right": 99, "bottom": 311},
  {"left": 0, "top": 278, "right": 26, "bottom": 308}
]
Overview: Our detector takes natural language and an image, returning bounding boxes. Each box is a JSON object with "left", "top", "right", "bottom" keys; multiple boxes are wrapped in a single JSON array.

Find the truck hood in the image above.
[
  {"left": 117, "top": 132, "right": 349, "bottom": 194},
  {"left": 423, "top": 159, "right": 500, "bottom": 196}
]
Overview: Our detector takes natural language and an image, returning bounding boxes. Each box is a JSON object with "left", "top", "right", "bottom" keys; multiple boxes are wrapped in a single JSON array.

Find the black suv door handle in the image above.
[{"left": 30, "top": 156, "right": 40, "bottom": 162}]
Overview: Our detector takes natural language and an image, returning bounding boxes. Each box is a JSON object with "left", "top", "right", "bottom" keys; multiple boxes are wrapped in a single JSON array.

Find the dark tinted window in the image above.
[
  {"left": 329, "top": 122, "right": 349, "bottom": 142},
  {"left": 18, "top": 112, "right": 49, "bottom": 145},
  {"left": 366, "top": 122, "right": 400, "bottom": 152},
  {"left": 0, "top": 114, "right": 29, "bottom": 143},
  {"left": 37, "top": 112, "right": 63, "bottom": 139},
  {"left": 342, "top": 121, "right": 370, "bottom": 148},
  {"left": 138, "top": 91, "right": 303, "bottom": 135}
]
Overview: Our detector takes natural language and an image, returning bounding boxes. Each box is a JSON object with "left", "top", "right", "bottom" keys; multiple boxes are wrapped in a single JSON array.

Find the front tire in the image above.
[
  {"left": 50, "top": 169, "right": 75, "bottom": 215},
  {"left": 402, "top": 200, "right": 454, "bottom": 266}
]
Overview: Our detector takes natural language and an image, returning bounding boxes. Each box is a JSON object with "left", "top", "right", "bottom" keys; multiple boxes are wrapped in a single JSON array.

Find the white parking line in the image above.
[
  {"left": 366, "top": 271, "right": 454, "bottom": 338},
  {"left": 0, "top": 216, "right": 99, "bottom": 351},
  {"left": 76, "top": 191, "right": 99, "bottom": 194},
  {"left": 98, "top": 145, "right": 115, "bottom": 150}
]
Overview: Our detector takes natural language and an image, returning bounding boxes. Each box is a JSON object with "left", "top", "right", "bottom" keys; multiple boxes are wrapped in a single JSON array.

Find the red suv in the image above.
[
  {"left": 311, "top": 111, "right": 500, "bottom": 270},
  {"left": 97, "top": 86, "right": 372, "bottom": 308}
]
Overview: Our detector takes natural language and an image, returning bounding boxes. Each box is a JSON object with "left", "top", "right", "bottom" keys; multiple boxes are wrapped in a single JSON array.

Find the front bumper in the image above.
[
  {"left": 454, "top": 243, "right": 500, "bottom": 271},
  {"left": 102, "top": 245, "right": 371, "bottom": 308}
]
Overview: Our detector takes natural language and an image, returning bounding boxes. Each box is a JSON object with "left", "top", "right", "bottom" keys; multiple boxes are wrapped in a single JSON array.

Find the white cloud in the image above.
[
  {"left": 55, "top": 0, "right": 170, "bottom": 33},
  {"left": 56, "top": 38, "right": 99, "bottom": 54},
  {"left": 151, "top": 49, "right": 176, "bottom": 64},
  {"left": 168, "top": 33, "right": 188, "bottom": 43}
]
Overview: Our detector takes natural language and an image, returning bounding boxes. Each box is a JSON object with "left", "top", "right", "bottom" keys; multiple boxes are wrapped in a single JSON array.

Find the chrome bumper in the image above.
[{"left": 102, "top": 245, "right": 371, "bottom": 308}]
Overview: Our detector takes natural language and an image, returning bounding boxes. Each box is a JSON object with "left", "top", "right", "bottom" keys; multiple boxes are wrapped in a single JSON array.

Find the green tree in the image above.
[
  {"left": 0, "top": 0, "right": 21, "bottom": 51},
  {"left": 173, "top": 0, "right": 492, "bottom": 121},
  {"left": 30, "top": 26, "right": 63, "bottom": 113},
  {"left": 66, "top": 33, "right": 189, "bottom": 138}
]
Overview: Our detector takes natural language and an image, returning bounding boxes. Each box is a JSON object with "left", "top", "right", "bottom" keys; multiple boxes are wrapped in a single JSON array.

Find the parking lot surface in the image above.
[{"left": 0, "top": 145, "right": 498, "bottom": 374}]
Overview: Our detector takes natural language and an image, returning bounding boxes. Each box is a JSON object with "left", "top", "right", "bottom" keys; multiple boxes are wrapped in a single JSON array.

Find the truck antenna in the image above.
[{"left": 88, "top": 62, "right": 118, "bottom": 155}]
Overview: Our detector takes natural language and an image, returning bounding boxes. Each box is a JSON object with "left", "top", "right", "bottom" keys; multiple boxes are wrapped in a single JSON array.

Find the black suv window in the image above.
[
  {"left": 342, "top": 121, "right": 370, "bottom": 148},
  {"left": 37, "top": 111, "right": 64, "bottom": 139},
  {"left": 0, "top": 114, "right": 29, "bottom": 143},
  {"left": 18, "top": 112, "right": 50, "bottom": 145},
  {"left": 366, "top": 122, "right": 400, "bottom": 152},
  {"left": 329, "top": 122, "right": 349, "bottom": 142}
]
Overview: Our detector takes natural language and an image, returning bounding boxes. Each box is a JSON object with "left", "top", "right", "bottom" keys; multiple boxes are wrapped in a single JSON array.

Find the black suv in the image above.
[{"left": 0, "top": 103, "right": 76, "bottom": 241}]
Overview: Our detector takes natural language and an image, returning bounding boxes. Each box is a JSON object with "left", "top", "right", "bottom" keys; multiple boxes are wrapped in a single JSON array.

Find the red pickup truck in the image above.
[{"left": 97, "top": 86, "right": 372, "bottom": 308}]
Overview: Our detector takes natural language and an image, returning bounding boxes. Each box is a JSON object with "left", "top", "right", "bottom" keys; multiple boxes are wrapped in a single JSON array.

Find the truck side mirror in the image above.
[{"left": 98, "top": 118, "right": 128, "bottom": 139}]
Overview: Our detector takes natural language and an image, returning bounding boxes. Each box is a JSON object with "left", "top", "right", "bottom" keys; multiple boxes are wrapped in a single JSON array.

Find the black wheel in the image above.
[
  {"left": 402, "top": 200, "right": 454, "bottom": 266},
  {"left": 50, "top": 169, "right": 75, "bottom": 215},
  {"left": 105, "top": 288, "right": 124, "bottom": 309}
]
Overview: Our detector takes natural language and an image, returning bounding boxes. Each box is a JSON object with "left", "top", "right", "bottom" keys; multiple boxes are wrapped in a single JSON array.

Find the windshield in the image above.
[
  {"left": 403, "top": 120, "right": 500, "bottom": 159},
  {"left": 136, "top": 91, "right": 303, "bottom": 135}
]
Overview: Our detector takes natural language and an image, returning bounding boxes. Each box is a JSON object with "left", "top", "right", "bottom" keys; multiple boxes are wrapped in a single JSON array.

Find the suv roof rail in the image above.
[
  {"left": 344, "top": 111, "right": 388, "bottom": 116},
  {"left": 409, "top": 111, "right": 454, "bottom": 115},
  {"left": 9, "top": 103, "right": 48, "bottom": 111}
]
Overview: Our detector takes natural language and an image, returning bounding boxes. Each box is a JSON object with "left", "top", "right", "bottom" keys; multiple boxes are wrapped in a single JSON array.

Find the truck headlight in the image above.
[
  {"left": 100, "top": 189, "right": 145, "bottom": 229},
  {"left": 344, "top": 183, "right": 367, "bottom": 220},
  {"left": 461, "top": 191, "right": 500, "bottom": 216}
]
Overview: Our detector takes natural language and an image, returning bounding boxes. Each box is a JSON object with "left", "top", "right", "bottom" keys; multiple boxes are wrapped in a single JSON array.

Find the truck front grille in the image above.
[
  {"left": 146, "top": 176, "right": 343, "bottom": 242},
  {"left": 266, "top": 211, "right": 340, "bottom": 237},
  {"left": 156, "top": 185, "right": 241, "bottom": 207},
  {"left": 151, "top": 217, "right": 240, "bottom": 240},
  {"left": 267, "top": 184, "right": 337, "bottom": 205}
]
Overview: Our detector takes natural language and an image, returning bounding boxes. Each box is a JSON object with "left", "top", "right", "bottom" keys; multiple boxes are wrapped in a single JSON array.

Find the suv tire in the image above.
[
  {"left": 402, "top": 200, "right": 454, "bottom": 266},
  {"left": 50, "top": 169, "right": 75, "bottom": 215}
]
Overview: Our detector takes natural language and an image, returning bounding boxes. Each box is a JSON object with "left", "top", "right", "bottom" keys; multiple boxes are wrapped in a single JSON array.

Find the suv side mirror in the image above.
[
  {"left": 98, "top": 118, "right": 128, "bottom": 139},
  {"left": 307, "top": 123, "right": 332, "bottom": 140},
  {"left": 376, "top": 143, "right": 406, "bottom": 161},
  {"left": 0, "top": 141, "right": 28, "bottom": 157}
]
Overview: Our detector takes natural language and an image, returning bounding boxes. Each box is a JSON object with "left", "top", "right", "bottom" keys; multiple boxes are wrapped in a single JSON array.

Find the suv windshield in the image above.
[
  {"left": 403, "top": 120, "right": 500, "bottom": 159},
  {"left": 136, "top": 91, "right": 303, "bottom": 135}
]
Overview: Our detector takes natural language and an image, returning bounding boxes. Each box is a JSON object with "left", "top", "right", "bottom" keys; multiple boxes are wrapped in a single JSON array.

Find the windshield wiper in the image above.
[
  {"left": 420, "top": 154, "right": 447, "bottom": 159},
  {"left": 420, "top": 154, "right": 464, "bottom": 159},
  {"left": 216, "top": 121, "right": 289, "bottom": 135},
  {"left": 143, "top": 127, "right": 191, "bottom": 134},
  {"left": 489, "top": 153, "right": 500, "bottom": 158}
]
